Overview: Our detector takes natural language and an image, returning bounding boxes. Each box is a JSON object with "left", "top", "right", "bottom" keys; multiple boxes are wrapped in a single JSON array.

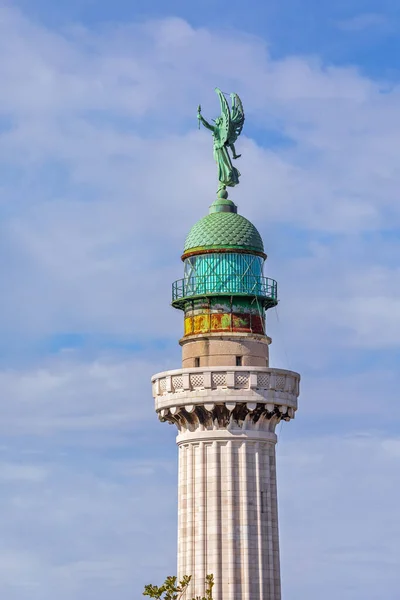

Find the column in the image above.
[{"left": 177, "top": 431, "right": 280, "bottom": 600}]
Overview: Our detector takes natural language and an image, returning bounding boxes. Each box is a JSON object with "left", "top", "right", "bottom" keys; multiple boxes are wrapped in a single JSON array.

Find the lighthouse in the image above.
[{"left": 151, "top": 89, "right": 300, "bottom": 600}]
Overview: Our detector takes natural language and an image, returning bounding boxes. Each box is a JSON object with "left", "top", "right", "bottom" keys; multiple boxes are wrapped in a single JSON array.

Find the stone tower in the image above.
[{"left": 151, "top": 196, "right": 300, "bottom": 600}]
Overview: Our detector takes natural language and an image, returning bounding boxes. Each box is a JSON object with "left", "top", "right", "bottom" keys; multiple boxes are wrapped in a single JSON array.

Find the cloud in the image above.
[
  {"left": 0, "top": 6, "right": 398, "bottom": 599},
  {"left": 279, "top": 434, "right": 400, "bottom": 599},
  {"left": 0, "top": 351, "right": 162, "bottom": 437},
  {"left": 382, "top": 438, "right": 400, "bottom": 458},
  {"left": 0, "top": 450, "right": 178, "bottom": 599},
  {"left": 0, "top": 430, "right": 398, "bottom": 599},
  {"left": 0, "top": 463, "right": 48, "bottom": 482},
  {"left": 0, "top": 5, "right": 399, "bottom": 357},
  {"left": 337, "top": 13, "right": 393, "bottom": 33}
]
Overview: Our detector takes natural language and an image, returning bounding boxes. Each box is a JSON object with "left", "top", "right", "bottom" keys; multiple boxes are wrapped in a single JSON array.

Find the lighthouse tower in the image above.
[
  {"left": 151, "top": 85, "right": 299, "bottom": 600},
  {"left": 151, "top": 193, "right": 300, "bottom": 600}
]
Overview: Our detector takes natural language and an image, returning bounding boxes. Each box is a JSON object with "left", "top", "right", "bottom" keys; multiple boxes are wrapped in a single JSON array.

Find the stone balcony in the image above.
[{"left": 152, "top": 367, "right": 300, "bottom": 426}]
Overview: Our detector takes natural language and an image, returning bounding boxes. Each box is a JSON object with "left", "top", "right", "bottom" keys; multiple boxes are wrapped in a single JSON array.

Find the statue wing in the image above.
[
  {"left": 228, "top": 93, "right": 245, "bottom": 144},
  {"left": 215, "top": 87, "right": 230, "bottom": 148}
]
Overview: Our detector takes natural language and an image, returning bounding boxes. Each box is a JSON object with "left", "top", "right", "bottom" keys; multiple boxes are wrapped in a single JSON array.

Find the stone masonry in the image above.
[{"left": 152, "top": 366, "right": 300, "bottom": 599}]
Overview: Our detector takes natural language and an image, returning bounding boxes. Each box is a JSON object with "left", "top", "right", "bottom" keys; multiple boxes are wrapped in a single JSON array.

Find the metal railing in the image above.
[{"left": 172, "top": 275, "right": 278, "bottom": 306}]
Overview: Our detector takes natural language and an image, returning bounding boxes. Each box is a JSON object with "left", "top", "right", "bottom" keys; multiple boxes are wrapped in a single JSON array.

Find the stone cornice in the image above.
[{"left": 151, "top": 367, "right": 300, "bottom": 434}]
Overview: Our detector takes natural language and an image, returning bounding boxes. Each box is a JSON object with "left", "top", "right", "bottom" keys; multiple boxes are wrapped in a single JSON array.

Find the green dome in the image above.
[{"left": 183, "top": 211, "right": 264, "bottom": 256}]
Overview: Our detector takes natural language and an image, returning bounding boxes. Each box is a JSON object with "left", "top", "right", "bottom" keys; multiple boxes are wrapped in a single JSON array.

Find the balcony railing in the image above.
[{"left": 171, "top": 275, "right": 278, "bottom": 309}]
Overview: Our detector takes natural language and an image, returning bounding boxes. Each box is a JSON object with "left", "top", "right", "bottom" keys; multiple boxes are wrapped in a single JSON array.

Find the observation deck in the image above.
[
  {"left": 151, "top": 366, "right": 299, "bottom": 428},
  {"left": 171, "top": 274, "right": 278, "bottom": 310}
]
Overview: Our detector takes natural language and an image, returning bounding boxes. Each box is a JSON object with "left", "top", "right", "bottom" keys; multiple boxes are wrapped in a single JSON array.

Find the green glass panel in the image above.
[{"left": 183, "top": 253, "right": 264, "bottom": 296}]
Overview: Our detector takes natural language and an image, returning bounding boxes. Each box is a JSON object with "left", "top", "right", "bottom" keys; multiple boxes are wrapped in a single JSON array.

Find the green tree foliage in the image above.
[{"left": 143, "top": 574, "right": 214, "bottom": 600}]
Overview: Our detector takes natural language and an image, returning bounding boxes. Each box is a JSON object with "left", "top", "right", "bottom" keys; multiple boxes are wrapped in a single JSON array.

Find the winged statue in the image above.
[{"left": 197, "top": 88, "right": 245, "bottom": 196}]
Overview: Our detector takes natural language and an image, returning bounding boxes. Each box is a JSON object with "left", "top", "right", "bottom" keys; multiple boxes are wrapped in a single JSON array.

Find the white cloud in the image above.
[
  {"left": 0, "top": 451, "right": 177, "bottom": 599},
  {"left": 0, "top": 431, "right": 398, "bottom": 599},
  {"left": 0, "top": 463, "right": 48, "bottom": 482},
  {"left": 0, "top": 6, "right": 398, "bottom": 353},
  {"left": 337, "top": 13, "right": 392, "bottom": 32},
  {"left": 279, "top": 434, "right": 400, "bottom": 600},
  {"left": 0, "top": 352, "right": 162, "bottom": 436},
  {"left": 0, "top": 5, "right": 396, "bottom": 423},
  {"left": 0, "top": 6, "right": 398, "bottom": 598},
  {"left": 381, "top": 438, "right": 400, "bottom": 458}
]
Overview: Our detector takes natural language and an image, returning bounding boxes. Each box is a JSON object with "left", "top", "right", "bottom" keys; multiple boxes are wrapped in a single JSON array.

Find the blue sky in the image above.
[
  {"left": 0, "top": 0, "right": 399, "bottom": 598},
  {"left": 14, "top": 0, "right": 400, "bottom": 75}
]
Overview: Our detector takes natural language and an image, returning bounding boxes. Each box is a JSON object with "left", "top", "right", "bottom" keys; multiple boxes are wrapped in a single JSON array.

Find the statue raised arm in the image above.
[
  {"left": 197, "top": 88, "right": 245, "bottom": 197},
  {"left": 197, "top": 105, "right": 215, "bottom": 132}
]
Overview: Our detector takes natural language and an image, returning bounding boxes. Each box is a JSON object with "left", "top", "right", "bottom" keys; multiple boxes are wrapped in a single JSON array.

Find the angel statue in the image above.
[{"left": 197, "top": 88, "right": 245, "bottom": 197}]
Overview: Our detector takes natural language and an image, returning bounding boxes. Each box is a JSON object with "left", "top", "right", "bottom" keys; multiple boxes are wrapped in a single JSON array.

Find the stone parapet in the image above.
[{"left": 151, "top": 367, "right": 300, "bottom": 434}]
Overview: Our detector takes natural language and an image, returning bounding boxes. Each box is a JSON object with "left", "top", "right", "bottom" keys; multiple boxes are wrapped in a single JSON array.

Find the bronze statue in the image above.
[{"left": 197, "top": 88, "right": 245, "bottom": 197}]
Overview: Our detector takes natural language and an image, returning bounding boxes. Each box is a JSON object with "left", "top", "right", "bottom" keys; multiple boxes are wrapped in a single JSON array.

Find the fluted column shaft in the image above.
[{"left": 177, "top": 430, "right": 281, "bottom": 600}]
